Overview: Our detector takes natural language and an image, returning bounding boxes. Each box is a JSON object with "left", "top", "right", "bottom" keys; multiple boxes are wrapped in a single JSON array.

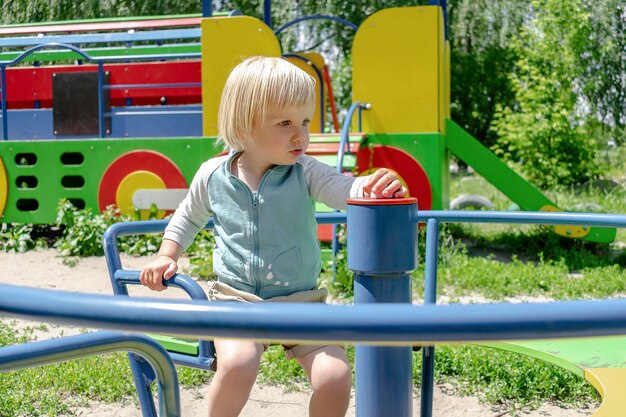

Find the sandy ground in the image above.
[{"left": 0, "top": 249, "right": 596, "bottom": 417}]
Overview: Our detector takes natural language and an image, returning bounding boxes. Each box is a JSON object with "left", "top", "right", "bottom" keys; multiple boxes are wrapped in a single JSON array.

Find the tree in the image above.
[
  {"left": 576, "top": 0, "right": 626, "bottom": 145},
  {"left": 491, "top": 0, "right": 598, "bottom": 189},
  {"left": 448, "top": 0, "right": 528, "bottom": 148}
]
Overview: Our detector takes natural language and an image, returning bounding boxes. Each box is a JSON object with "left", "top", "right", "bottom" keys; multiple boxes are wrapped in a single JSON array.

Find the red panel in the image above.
[
  {"left": 317, "top": 224, "right": 333, "bottom": 242},
  {"left": 307, "top": 142, "right": 360, "bottom": 155},
  {"left": 98, "top": 150, "right": 187, "bottom": 212},
  {"left": 356, "top": 145, "right": 432, "bottom": 210},
  {"left": 2, "top": 61, "right": 201, "bottom": 109}
]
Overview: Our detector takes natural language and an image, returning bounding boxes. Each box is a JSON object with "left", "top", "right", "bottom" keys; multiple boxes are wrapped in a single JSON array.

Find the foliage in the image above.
[
  {"left": 430, "top": 345, "right": 598, "bottom": 409},
  {"left": 0, "top": 321, "right": 135, "bottom": 416},
  {"left": 577, "top": 0, "right": 626, "bottom": 144},
  {"left": 491, "top": 0, "right": 599, "bottom": 188},
  {"left": 0, "top": 223, "right": 47, "bottom": 252},
  {"left": 55, "top": 199, "right": 120, "bottom": 258},
  {"left": 0, "top": 0, "right": 199, "bottom": 24},
  {"left": 0, "top": 320, "right": 211, "bottom": 416},
  {"left": 185, "top": 229, "right": 217, "bottom": 280},
  {"left": 54, "top": 199, "right": 161, "bottom": 259},
  {"left": 259, "top": 342, "right": 598, "bottom": 410},
  {"left": 448, "top": 0, "right": 527, "bottom": 149}
]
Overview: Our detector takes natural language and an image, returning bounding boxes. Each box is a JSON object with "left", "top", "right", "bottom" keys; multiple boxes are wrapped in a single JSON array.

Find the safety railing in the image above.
[
  {"left": 0, "top": 42, "right": 201, "bottom": 140},
  {"left": 0, "top": 331, "right": 180, "bottom": 417}
]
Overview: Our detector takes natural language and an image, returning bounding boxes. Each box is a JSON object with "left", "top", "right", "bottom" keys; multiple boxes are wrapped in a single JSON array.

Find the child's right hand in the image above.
[{"left": 140, "top": 256, "right": 178, "bottom": 291}]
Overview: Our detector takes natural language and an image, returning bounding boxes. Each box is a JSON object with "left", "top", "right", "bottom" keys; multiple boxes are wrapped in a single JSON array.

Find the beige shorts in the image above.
[{"left": 207, "top": 281, "right": 343, "bottom": 360}]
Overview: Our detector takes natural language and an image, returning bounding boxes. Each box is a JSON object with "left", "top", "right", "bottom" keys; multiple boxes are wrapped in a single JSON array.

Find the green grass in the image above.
[
  {"left": 0, "top": 320, "right": 211, "bottom": 416},
  {"left": 259, "top": 343, "right": 599, "bottom": 410},
  {"left": 431, "top": 345, "right": 598, "bottom": 409}
]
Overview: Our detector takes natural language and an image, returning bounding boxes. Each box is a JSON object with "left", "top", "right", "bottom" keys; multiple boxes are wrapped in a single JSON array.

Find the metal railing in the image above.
[
  {"left": 0, "top": 42, "right": 201, "bottom": 140},
  {"left": 1, "top": 210, "right": 625, "bottom": 417},
  {"left": 0, "top": 331, "right": 180, "bottom": 417}
]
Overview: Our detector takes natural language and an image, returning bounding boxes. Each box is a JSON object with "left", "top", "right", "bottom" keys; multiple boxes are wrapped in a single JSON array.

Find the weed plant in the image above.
[{"left": 0, "top": 223, "right": 47, "bottom": 252}]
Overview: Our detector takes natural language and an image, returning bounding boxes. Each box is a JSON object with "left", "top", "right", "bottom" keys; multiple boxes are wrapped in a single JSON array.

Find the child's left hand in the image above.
[{"left": 361, "top": 168, "right": 408, "bottom": 199}]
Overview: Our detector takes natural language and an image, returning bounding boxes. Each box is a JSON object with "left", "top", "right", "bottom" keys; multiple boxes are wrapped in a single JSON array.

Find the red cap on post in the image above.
[{"left": 346, "top": 197, "right": 418, "bottom": 206}]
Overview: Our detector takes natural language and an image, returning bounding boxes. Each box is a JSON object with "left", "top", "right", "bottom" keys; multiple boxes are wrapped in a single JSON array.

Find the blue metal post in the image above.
[
  {"left": 421, "top": 218, "right": 440, "bottom": 417},
  {"left": 97, "top": 62, "right": 106, "bottom": 138},
  {"left": 263, "top": 0, "right": 272, "bottom": 28},
  {"left": 348, "top": 197, "right": 418, "bottom": 417},
  {"left": 1, "top": 64, "right": 7, "bottom": 140},
  {"left": 202, "top": 0, "right": 212, "bottom": 17}
]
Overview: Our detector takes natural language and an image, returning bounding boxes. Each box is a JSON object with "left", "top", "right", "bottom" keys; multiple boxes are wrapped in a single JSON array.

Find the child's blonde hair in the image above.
[{"left": 217, "top": 56, "right": 316, "bottom": 151}]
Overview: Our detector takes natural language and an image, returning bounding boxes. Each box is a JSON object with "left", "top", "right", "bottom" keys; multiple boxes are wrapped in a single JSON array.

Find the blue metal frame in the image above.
[
  {"left": 2, "top": 210, "right": 626, "bottom": 417},
  {"left": 202, "top": 0, "right": 212, "bottom": 18},
  {"left": 348, "top": 199, "right": 417, "bottom": 417},
  {"left": 0, "top": 331, "right": 180, "bottom": 417},
  {"left": 337, "top": 101, "right": 369, "bottom": 171},
  {"left": 1, "top": 279, "right": 625, "bottom": 342},
  {"left": 102, "top": 210, "right": 626, "bottom": 417},
  {"left": 421, "top": 218, "right": 439, "bottom": 417},
  {"left": 103, "top": 219, "right": 216, "bottom": 370},
  {"left": 1, "top": 64, "right": 7, "bottom": 140},
  {"left": 263, "top": 0, "right": 272, "bottom": 29},
  {"left": 0, "top": 42, "right": 201, "bottom": 140}
]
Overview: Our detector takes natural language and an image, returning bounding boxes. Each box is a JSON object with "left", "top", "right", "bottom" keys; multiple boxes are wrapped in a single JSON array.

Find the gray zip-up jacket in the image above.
[{"left": 163, "top": 152, "right": 365, "bottom": 298}]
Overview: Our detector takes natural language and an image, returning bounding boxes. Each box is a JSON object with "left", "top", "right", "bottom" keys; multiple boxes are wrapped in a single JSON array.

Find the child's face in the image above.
[{"left": 246, "top": 105, "right": 312, "bottom": 167}]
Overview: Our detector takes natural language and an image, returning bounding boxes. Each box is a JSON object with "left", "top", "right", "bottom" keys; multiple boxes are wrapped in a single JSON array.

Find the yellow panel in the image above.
[
  {"left": 584, "top": 368, "right": 626, "bottom": 416},
  {"left": 441, "top": 40, "right": 451, "bottom": 133},
  {"left": 352, "top": 6, "right": 444, "bottom": 134},
  {"left": 0, "top": 156, "right": 7, "bottom": 217},
  {"left": 201, "top": 16, "right": 281, "bottom": 136},
  {"left": 286, "top": 53, "right": 326, "bottom": 133},
  {"left": 540, "top": 204, "right": 590, "bottom": 238},
  {"left": 116, "top": 171, "right": 166, "bottom": 219}
]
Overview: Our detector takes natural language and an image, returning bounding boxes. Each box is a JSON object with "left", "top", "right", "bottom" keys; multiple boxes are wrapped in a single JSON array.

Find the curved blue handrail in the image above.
[
  {"left": 0, "top": 283, "right": 625, "bottom": 343},
  {"left": 274, "top": 15, "right": 358, "bottom": 35},
  {"left": 337, "top": 101, "right": 370, "bottom": 174},
  {"left": 0, "top": 331, "right": 180, "bottom": 417},
  {"left": 0, "top": 41, "right": 201, "bottom": 65},
  {"left": 0, "top": 42, "right": 202, "bottom": 140}
]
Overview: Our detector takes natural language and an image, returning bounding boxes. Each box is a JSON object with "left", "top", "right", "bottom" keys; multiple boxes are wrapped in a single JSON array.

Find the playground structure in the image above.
[
  {"left": 1, "top": 208, "right": 626, "bottom": 417},
  {"left": 0, "top": 3, "right": 616, "bottom": 243},
  {"left": 1, "top": 3, "right": 625, "bottom": 416}
]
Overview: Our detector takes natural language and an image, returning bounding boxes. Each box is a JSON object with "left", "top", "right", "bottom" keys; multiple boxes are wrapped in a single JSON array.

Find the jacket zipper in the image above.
[{"left": 238, "top": 172, "right": 271, "bottom": 297}]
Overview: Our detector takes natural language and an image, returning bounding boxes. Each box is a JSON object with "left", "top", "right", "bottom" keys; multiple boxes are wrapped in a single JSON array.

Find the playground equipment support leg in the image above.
[
  {"left": 347, "top": 198, "right": 417, "bottom": 417},
  {"left": 421, "top": 218, "right": 440, "bottom": 417}
]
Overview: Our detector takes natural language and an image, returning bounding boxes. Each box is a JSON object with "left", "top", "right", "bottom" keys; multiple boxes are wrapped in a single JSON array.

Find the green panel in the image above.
[
  {"left": 0, "top": 44, "right": 201, "bottom": 63},
  {"left": 148, "top": 333, "right": 199, "bottom": 356},
  {"left": 309, "top": 133, "right": 364, "bottom": 144},
  {"left": 0, "top": 137, "right": 220, "bottom": 224},
  {"left": 446, "top": 119, "right": 616, "bottom": 243},
  {"left": 362, "top": 133, "right": 449, "bottom": 210},
  {"left": 446, "top": 119, "right": 552, "bottom": 211},
  {"left": 313, "top": 154, "right": 356, "bottom": 170},
  {"left": 0, "top": 134, "right": 365, "bottom": 224},
  {"left": 483, "top": 336, "right": 626, "bottom": 377}
]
